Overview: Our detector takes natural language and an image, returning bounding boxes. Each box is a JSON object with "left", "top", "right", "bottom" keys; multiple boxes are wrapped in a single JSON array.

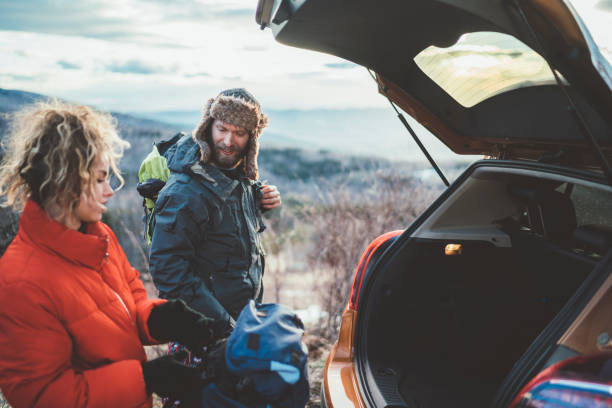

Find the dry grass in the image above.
[
  {"left": 299, "top": 171, "right": 439, "bottom": 339},
  {"left": 304, "top": 335, "right": 334, "bottom": 408},
  {"left": 258, "top": 169, "right": 439, "bottom": 406}
]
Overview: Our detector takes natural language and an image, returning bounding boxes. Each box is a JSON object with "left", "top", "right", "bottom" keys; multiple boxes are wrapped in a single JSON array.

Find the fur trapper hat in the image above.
[{"left": 192, "top": 88, "right": 268, "bottom": 180}]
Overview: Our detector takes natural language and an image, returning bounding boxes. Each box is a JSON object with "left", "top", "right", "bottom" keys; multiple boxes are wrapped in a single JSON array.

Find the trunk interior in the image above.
[{"left": 356, "top": 164, "right": 611, "bottom": 408}]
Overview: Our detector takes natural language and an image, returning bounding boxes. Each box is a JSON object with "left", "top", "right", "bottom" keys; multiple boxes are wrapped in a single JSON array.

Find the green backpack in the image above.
[{"left": 137, "top": 132, "right": 183, "bottom": 245}]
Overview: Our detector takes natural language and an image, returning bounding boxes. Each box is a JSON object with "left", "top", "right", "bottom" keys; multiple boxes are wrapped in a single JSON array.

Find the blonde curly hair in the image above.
[{"left": 0, "top": 99, "right": 129, "bottom": 220}]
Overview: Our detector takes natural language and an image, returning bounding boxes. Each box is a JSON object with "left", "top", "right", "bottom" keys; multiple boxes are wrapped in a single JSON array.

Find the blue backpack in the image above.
[{"left": 201, "top": 301, "right": 310, "bottom": 408}]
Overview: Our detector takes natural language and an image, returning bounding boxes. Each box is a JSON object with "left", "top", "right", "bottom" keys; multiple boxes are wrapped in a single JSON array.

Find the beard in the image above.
[{"left": 212, "top": 141, "right": 246, "bottom": 169}]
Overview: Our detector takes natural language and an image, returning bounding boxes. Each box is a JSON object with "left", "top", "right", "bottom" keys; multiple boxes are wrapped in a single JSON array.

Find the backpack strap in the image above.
[
  {"left": 157, "top": 132, "right": 184, "bottom": 155},
  {"left": 250, "top": 180, "right": 267, "bottom": 233}
]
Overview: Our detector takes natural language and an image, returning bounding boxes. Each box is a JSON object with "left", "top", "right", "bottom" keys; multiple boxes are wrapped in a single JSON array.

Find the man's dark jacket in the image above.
[{"left": 149, "top": 134, "right": 266, "bottom": 330}]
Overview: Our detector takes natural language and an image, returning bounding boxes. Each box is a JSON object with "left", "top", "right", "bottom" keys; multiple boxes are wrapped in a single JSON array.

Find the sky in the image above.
[
  {"left": 0, "top": 0, "right": 611, "bottom": 114},
  {"left": 0, "top": 0, "right": 376, "bottom": 112}
]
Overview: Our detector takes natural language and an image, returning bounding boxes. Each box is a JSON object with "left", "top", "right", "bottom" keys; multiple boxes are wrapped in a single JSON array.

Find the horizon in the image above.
[{"left": 0, "top": 87, "right": 475, "bottom": 165}]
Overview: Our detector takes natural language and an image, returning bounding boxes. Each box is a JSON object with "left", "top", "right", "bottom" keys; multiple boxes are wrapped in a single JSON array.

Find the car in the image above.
[{"left": 255, "top": 0, "right": 612, "bottom": 407}]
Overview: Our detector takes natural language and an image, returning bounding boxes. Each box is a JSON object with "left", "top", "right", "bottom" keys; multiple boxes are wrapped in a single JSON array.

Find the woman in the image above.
[{"left": 0, "top": 101, "right": 213, "bottom": 407}]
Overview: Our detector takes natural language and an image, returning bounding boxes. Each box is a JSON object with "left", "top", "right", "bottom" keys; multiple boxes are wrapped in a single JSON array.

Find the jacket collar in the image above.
[
  {"left": 164, "top": 134, "right": 200, "bottom": 173},
  {"left": 163, "top": 134, "right": 249, "bottom": 201},
  {"left": 190, "top": 162, "right": 241, "bottom": 201},
  {"left": 19, "top": 199, "right": 110, "bottom": 270}
]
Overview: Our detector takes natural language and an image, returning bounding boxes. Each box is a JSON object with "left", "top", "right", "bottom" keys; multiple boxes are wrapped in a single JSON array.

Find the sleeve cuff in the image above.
[{"left": 137, "top": 298, "right": 168, "bottom": 344}]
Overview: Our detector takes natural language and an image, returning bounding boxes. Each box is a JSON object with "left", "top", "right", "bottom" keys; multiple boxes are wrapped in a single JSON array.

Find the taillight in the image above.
[
  {"left": 515, "top": 379, "right": 612, "bottom": 407},
  {"left": 348, "top": 230, "right": 402, "bottom": 311},
  {"left": 511, "top": 352, "right": 612, "bottom": 408}
]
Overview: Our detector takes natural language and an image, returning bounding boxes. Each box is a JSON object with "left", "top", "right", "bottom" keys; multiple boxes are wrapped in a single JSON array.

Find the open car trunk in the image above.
[{"left": 354, "top": 162, "right": 612, "bottom": 407}]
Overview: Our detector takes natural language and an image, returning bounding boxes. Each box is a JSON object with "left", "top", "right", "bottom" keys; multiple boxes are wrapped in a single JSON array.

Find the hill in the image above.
[{"left": 0, "top": 89, "right": 180, "bottom": 176}]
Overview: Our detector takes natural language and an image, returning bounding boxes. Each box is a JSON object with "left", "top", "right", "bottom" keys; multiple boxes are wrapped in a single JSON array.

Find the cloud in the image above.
[
  {"left": 596, "top": 0, "right": 612, "bottom": 11},
  {"left": 288, "top": 72, "right": 322, "bottom": 79},
  {"left": 57, "top": 60, "right": 81, "bottom": 70},
  {"left": 0, "top": 0, "right": 254, "bottom": 36},
  {"left": 0, "top": 1, "right": 132, "bottom": 40},
  {"left": 243, "top": 45, "right": 268, "bottom": 52},
  {"left": 142, "top": 1, "right": 253, "bottom": 21},
  {"left": 1, "top": 73, "right": 41, "bottom": 81},
  {"left": 213, "top": 8, "right": 252, "bottom": 18},
  {"left": 106, "top": 59, "right": 177, "bottom": 75},
  {"left": 0, "top": 0, "right": 258, "bottom": 53},
  {"left": 0, "top": 1, "right": 192, "bottom": 46},
  {"left": 184, "top": 72, "right": 211, "bottom": 78},
  {"left": 325, "top": 62, "right": 357, "bottom": 69}
]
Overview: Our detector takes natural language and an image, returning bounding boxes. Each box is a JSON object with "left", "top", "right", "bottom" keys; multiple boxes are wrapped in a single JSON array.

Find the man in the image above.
[{"left": 148, "top": 88, "right": 281, "bottom": 336}]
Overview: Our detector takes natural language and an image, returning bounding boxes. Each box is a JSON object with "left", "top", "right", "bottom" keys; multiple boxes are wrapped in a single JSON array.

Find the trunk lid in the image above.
[{"left": 257, "top": 0, "right": 612, "bottom": 167}]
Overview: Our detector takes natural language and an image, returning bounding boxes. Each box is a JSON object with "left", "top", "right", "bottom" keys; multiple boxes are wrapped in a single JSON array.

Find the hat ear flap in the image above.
[
  {"left": 244, "top": 137, "right": 259, "bottom": 180},
  {"left": 243, "top": 113, "right": 266, "bottom": 180},
  {"left": 192, "top": 116, "right": 213, "bottom": 163},
  {"left": 256, "top": 113, "right": 269, "bottom": 136}
]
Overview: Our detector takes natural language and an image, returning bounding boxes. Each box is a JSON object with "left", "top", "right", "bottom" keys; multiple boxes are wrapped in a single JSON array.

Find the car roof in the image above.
[{"left": 258, "top": 0, "right": 612, "bottom": 167}]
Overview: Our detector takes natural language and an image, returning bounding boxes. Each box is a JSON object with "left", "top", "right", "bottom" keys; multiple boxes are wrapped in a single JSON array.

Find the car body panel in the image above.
[
  {"left": 510, "top": 351, "right": 612, "bottom": 407},
  {"left": 256, "top": 0, "right": 612, "bottom": 165},
  {"left": 323, "top": 309, "right": 366, "bottom": 408},
  {"left": 558, "top": 267, "right": 612, "bottom": 353},
  {"left": 320, "top": 231, "right": 405, "bottom": 407}
]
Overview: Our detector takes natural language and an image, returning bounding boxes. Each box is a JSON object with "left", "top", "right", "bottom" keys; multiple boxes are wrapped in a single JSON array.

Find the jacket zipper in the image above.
[
  {"left": 111, "top": 288, "right": 134, "bottom": 326},
  {"left": 242, "top": 183, "right": 260, "bottom": 299}
]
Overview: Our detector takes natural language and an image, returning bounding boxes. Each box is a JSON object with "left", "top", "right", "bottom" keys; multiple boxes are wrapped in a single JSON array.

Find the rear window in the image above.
[
  {"left": 571, "top": 184, "right": 612, "bottom": 228},
  {"left": 414, "top": 31, "right": 565, "bottom": 108}
]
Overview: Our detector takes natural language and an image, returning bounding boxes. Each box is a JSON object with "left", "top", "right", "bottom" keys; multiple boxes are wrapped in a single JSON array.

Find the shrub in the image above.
[{"left": 302, "top": 170, "right": 440, "bottom": 339}]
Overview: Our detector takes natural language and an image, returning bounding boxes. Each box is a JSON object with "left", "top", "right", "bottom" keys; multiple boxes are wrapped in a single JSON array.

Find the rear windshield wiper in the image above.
[{"left": 368, "top": 69, "right": 450, "bottom": 187}]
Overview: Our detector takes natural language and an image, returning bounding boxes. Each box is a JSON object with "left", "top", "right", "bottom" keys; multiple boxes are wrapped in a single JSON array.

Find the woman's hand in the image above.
[
  {"left": 147, "top": 299, "right": 215, "bottom": 356},
  {"left": 141, "top": 351, "right": 202, "bottom": 398}
]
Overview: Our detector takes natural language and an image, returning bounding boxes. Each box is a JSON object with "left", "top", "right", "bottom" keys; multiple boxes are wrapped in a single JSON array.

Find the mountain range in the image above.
[
  {"left": 0, "top": 88, "right": 472, "bottom": 184},
  {"left": 0, "top": 86, "right": 475, "bottom": 165},
  {"left": 128, "top": 107, "right": 471, "bottom": 164}
]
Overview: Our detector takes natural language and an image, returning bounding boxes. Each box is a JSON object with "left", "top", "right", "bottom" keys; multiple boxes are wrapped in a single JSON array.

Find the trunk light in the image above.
[{"left": 445, "top": 243, "right": 462, "bottom": 255}]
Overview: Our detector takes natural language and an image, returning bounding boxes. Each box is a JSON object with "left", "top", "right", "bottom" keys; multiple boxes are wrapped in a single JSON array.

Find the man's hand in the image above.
[{"left": 260, "top": 185, "right": 281, "bottom": 210}]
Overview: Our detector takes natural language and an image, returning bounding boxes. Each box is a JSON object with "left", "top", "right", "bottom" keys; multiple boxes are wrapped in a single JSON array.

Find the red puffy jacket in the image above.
[{"left": 0, "top": 200, "right": 165, "bottom": 407}]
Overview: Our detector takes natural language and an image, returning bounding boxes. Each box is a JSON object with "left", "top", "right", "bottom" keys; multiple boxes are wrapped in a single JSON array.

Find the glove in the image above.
[
  {"left": 148, "top": 299, "right": 215, "bottom": 355},
  {"left": 211, "top": 316, "right": 236, "bottom": 340},
  {"left": 141, "top": 351, "right": 202, "bottom": 399}
]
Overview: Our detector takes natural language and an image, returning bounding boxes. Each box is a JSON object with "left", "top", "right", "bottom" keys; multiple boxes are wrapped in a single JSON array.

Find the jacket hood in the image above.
[
  {"left": 162, "top": 134, "right": 248, "bottom": 197},
  {"left": 163, "top": 133, "right": 201, "bottom": 174}
]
